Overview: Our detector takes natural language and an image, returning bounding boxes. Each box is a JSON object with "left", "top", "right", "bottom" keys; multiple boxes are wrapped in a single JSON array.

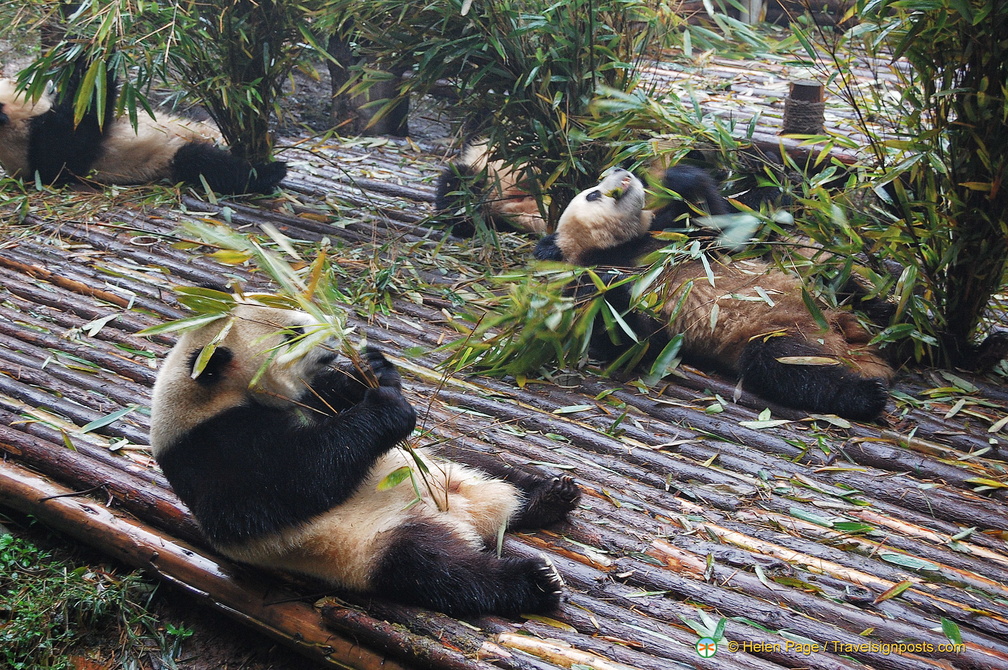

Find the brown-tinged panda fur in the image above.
[
  {"left": 0, "top": 67, "right": 285, "bottom": 194},
  {"left": 434, "top": 140, "right": 547, "bottom": 237},
  {"left": 535, "top": 169, "right": 894, "bottom": 421},
  {"left": 149, "top": 303, "right": 580, "bottom": 616}
]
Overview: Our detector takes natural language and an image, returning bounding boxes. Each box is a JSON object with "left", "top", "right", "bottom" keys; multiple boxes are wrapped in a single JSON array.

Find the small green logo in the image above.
[{"left": 696, "top": 637, "right": 718, "bottom": 658}]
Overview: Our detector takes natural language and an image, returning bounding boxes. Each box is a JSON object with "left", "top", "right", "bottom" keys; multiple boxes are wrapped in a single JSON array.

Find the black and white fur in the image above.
[
  {"left": 0, "top": 68, "right": 285, "bottom": 194},
  {"left": 149, "top": 303, "right": 580, "bottom": 616},
  {"left": 535, "top": 169, "right": 894, "bottom": 421},
  {"left": 434, "top": 140, "right": 546, "bottom": 237}
]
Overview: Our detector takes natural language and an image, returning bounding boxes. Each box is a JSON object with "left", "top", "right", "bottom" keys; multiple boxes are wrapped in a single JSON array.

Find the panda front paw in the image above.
[
  {"left": 534, "top": 233, "right": 563, "bottom": 261},
  {"left": 364, "top": 385, "right": 417, "bottom": 443},
  {"left": 364, "top": 347, "right": 402, "bottom": 389}
]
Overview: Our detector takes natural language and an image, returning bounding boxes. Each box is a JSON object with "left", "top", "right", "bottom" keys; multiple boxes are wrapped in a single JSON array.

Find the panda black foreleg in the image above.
[
  {"left": 650, "top": 165, "right": 729, "bottom": 231},
  {"left": 738, "top": 335, "right": 889, "bottom": 421},
  {"left": 171, "top": 142, "right": 286, "bottom": 194},
  {"left": 371, "top": 521, "right": 563, "bottom": 616},
  {"left": 534, "top": 233, "right": 563, "bottom": 261},
  {"left": 27, "top": 58, "right": 118, "bottom": 184}
]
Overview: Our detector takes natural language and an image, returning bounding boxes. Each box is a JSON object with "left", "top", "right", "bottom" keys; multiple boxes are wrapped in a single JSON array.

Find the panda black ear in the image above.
[
  {"left": 187, "top": 346, "right": 234, "bottom": 387},
  {"left": 585, "top": 190, "right": 602, "bottom": 202}
]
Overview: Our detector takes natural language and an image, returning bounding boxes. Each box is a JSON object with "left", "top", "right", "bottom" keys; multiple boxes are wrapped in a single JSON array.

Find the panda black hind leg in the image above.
[
  {"left": 433, "top": 161, "right": 480, "bottom": 237},
  {"left": 371, "top": 520, "right": 564, "bottom": 616},
  {"left": 738, "top": 335, "right": 889, "bottom": 421},
  {"left": 171, "top": 142, "right": 286, "bottom": 194},
  {"left": 443, "top": 450, "right": 581, "bottom": 529}
]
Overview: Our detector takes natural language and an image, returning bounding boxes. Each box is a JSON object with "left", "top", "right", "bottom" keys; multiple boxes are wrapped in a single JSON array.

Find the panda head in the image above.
[
  {"left": 0, "top": 79, "right": 52, "bottom": 127},
  {"left": 554, "top": 168, "right": 650, "bottom": 265},
  {"left": 149, "top": 303, "right": 340, "bottom": 455},
  {"left": 0, "top": 79, "right": 53, "bottom": 177}
]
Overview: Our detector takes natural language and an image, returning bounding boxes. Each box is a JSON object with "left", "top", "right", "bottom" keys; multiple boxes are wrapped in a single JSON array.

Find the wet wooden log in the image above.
[
  {"left": 0, "top": 415, "right": 200, "bottom": 543},
  {"left": 318, "top": 601, "right": 523, "bottom": 670},
  {"left": 0, "top": 459, "right": 408, "bottom": 670},
  {"left": 0, "top": 255, "right": 132, "bottom": 308}
]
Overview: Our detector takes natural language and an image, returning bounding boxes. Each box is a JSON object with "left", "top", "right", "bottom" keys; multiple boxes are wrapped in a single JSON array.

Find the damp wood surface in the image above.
[{"left": 1, "top": 131, "right": 1007, "bottom": 670}]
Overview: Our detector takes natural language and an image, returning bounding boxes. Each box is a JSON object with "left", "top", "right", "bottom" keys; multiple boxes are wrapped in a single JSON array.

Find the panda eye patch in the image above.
[
  {"left": 282, "top": 325, "right": 306, "bottom": 342},
  {"left": 585, "top": 190, "right": 602, "bottom": 202}
]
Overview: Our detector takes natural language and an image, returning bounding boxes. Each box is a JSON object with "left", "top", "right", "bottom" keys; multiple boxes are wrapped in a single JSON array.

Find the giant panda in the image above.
[
  {"left": 149, "top": 302, "right": 580, "bottom": 616},
  {"left": 534, "top": 168, "right": 895, "bottom": 421},
  {"left": 433, "top": 140, "right": 736, "bottom": 239},
  {"left": 434, "top": 140, "right": 547, "bottom": 237},
  {"left": 0, "top": 67, "right": 286, "bottom": 194}
]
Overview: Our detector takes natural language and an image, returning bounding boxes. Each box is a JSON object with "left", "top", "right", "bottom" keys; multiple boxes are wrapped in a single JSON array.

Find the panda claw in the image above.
[{"left": 527, "top": 555, "right": 565, "bottom": 610}]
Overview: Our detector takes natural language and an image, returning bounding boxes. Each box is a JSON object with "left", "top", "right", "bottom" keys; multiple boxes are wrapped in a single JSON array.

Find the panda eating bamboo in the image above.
[{"left": 149, "top": 303, "right": 580, "bottom": 616}]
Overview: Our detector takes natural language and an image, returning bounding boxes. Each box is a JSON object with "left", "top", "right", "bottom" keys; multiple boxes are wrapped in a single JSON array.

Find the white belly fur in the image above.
[
  {"left": 219, "top": 448, "right": 522, "bottom": 590},
  {"left": 90, "top": 113, "right": 222, "bottom": 185}
]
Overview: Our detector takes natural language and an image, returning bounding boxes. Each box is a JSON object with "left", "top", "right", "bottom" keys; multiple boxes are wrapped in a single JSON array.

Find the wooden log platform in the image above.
[{"left": 1, "top": 133, "right": 1007, "bottom": 670}]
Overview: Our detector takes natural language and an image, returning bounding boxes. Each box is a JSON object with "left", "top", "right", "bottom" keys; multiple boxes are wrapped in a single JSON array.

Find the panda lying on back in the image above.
[
  {"left": 433, "top": 142, "right": 732, "bottom": 238},
  {"left": 0, "top": 64, "right": 285, "bottom": 194},
  {"left": 150, "top": 303, "right": 580, "bottom": 616},
  {"left": 535, "top": 169, "right": 895, "bottom": 421}
]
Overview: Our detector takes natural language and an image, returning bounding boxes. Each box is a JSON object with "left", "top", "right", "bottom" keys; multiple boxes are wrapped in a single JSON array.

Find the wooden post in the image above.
[
  {"left": 782, "top": 80, "right": 826, "bottom": 134},
  {"left": 739, "top": 0, "right": 765, "bottom": 23}
]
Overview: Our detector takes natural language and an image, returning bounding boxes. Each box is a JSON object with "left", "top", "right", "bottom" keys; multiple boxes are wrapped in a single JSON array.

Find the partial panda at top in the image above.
[
  {"left": 0, "top": 62, "right": 286, "bottom": 195},
  {"left": 434, "top": 140, "right": 547, "bottom": 237},
  {"left": 149, "top": 302, "right": 581, "bottom": 616},
  {"left": 535, "top": 168, "right": 895, "bottom": 421}
]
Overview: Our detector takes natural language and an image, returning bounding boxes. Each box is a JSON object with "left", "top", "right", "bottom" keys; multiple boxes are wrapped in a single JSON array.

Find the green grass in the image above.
[{"left": 0, "top": 531, "right": 191, "bottom": 670}]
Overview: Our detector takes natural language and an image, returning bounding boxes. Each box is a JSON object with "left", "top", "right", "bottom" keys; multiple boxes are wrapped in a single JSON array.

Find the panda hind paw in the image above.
[
  {"left": 513, "top": 475, "right": 581, "bottom": 529},
  {"left": 523, "top": 555, "right": 565, "bottom": 612},
  {"left": 834, "top": 377, "right": 889, "bottom": 422},
  {"left": 542, "top": 476, "right": 582, "bottom": 511}
]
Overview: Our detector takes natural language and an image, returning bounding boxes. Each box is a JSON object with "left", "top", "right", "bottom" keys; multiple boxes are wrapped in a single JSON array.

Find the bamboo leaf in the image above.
[
  {"left": 878, "top": 553, "right": 939, "bottom": 571},
  {"left": 940, "top": 617, "right": 963, "bottom": 645},
  {"left": 872, "top": 579, "right": 913, "bottom": 603},
  {"left": 79, "top": 405, "right": 140, "bottom": 434},
  {"left": 554, "top": 404, "right": 595, "bottom": 414},
  {"left": 376, "top": 465, "right": 413, "bottom": 491}
]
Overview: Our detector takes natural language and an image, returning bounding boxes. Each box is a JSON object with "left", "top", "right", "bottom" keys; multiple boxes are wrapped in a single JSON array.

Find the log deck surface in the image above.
[{"left": 0, "top": 133, "right": 1007, "bottom": 670}]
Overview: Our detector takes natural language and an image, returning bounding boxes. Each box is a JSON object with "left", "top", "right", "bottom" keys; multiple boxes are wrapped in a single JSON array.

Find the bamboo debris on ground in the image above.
[{"left": 0, "top": 136, "right": 1007, "bottom": 669}]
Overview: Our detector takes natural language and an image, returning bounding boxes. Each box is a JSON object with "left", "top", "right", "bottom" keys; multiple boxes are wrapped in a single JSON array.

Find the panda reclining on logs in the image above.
[
  {"left": 0, "top": 64, "right": 286, "bottom": 194},
  {"left": 535, "top": 168, "right": 895, "bottom": 421},
  {"left": 149, "top": 303, "right": 580, "bottom": 616},
  {"left": 433, "top": 139, "right": 744, "bottom": 238}
]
